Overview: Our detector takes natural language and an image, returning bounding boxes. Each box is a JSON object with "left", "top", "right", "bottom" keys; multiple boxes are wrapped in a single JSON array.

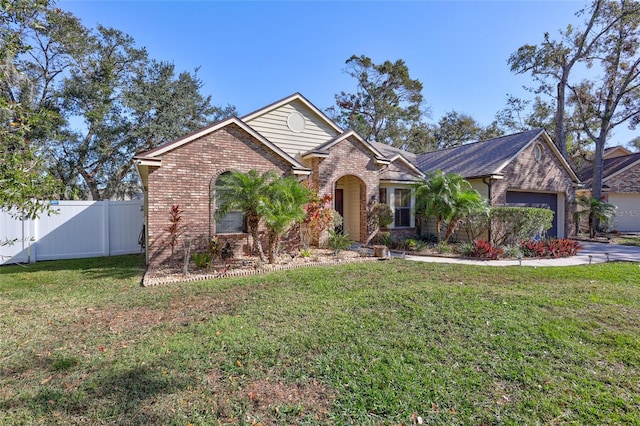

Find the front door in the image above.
[{"left": 334, "top": 188, "right": 344, "bottom": 233}]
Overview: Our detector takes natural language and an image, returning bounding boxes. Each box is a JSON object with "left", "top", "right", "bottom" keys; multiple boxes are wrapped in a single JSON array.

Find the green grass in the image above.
[
  {"left": 1, "top": 255, "right": 639, "bottom": 425},
  {"left": 611, "top": 234, "right": 640, "bottom": 247}
]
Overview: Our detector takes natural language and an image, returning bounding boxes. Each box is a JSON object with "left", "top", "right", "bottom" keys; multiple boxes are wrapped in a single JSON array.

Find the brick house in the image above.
[
  {"left": 579, "top": 147, "right": 640, "bottom": 232},
  {"left": 134, "top": 94, "right": 578, "bottom": 267},
  {"left": 415, "top": 129, "right": 580, "bottom": 239}
]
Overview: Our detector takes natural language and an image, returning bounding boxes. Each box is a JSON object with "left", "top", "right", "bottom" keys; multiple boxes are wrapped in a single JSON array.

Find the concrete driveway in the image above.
[{"left": 401, "top": 241, "right": 640, "bottom": 267}]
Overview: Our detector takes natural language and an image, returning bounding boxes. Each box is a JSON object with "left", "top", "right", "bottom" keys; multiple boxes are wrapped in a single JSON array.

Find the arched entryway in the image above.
[{"left": 335, "top": 175, "right": 366, "bottom": 242}]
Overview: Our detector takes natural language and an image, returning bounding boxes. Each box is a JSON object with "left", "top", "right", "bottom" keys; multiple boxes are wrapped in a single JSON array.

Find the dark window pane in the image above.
[
  {"left": 379, "top": 188, "right": 387, "bottom": 204},
  {"left": 217, "top": 210, "right": 244, "bottom": 234}
]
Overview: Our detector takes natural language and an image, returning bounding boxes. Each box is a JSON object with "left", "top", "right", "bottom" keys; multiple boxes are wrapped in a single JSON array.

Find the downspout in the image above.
[{"left": 483, "top": 177, "right": 493, "bottom": 244}]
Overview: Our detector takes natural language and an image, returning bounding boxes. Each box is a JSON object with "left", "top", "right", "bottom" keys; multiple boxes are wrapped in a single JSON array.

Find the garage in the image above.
[
  {"left": 506, "top": 191, "right": 559, "bottom": 238},
  {"left": 607, "top": 193, "right": 640, "bottom": 232}
]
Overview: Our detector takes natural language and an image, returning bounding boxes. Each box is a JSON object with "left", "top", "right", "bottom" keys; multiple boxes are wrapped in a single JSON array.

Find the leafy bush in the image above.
[
  {"left": 471, "top": 240, "right": 504, "bottom": 259},
  {"left": 520, "top": 238, "right": 581, "bottom": 258},
  {"left": 192, "top": 252, "right": 211, "bottom": 269},
  {"left": 502, "top": 245, "right": 523, "bottom": 259},
  {"left": 372, "top": 231, "right": 391, "bottom": 246},
  {"left": 418, "top": 233, "right": 438, "bottom": 244},
  {"left": 403, "top": 238, "right": 426, "bottom": 251},
  {"left": 491, "top": 207, "right": 553, "bottom": 246},
  {"left": 220, "top": 241, "right": 234, "bottom": 261},
  {"left": 456, "top": 241, "right": 475, "bottom": 257},
  {"left": 299, "top": 248, "right": 312, "bottom": 258},
  {"left": 435, "top": 241, "right": 452, "bottom": 254},
  {"left": 461, "top": 210, "right": 491, "bottom": 241},
  {"left": 371, "top": 203, "right": 394, "bottom": 228},
  {"left": 328, "top": 230, "right": 352, "bottom": 255}
]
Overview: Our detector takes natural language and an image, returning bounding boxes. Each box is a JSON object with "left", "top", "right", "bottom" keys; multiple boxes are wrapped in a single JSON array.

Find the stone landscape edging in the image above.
[{"left": 141, "top": 256, "right": 380, "bottom": 287}]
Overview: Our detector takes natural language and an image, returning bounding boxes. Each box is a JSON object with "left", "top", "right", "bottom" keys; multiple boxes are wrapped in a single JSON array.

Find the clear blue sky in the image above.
[{"left": 58, "top": 0, "right": 636, "bottom": 146}]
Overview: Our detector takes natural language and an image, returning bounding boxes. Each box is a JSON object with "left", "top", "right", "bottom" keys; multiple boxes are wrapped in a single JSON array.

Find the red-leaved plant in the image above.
[
  {"left": 166, "top": 204, "right": 183, "bottom": 260},
  {"left": 520, "top": 238, "right": 581, "bottom": 258},
  {"left": 301, "top": 182, "right": 334, "bottom": 248},
  {"left": 472, "top": 240, "right": 503, "bottom": 259}
]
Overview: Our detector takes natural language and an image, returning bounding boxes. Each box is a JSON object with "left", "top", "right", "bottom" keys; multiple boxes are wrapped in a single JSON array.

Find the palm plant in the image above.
[
  {"left": 262, "top": 176, "right": 314, "bottom": 263},
  {"left": 573, "top": 195, "right": 617, "bottom": 238},
  {"left": 215, "top": 169, "right": 278, "bottom": 262},
  {"left": 414, "top": 170, "right": 487, "bottom": 243},
  {"left": 443, "top": 189, "right": 488, "bottom": 242}
]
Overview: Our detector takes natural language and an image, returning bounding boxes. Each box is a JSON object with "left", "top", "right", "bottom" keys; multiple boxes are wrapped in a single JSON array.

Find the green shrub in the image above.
[
  {"left": 490, "top": 207, "right": 553, "bottom": 246},
  {"left": 220, "top": 241, "right": 234, "bottom": 261},
  {"left": 328, "top": 230, "right": 351, "bottom": 255},
  {"left": 502, "top": 245, "right": 523, "bottom": 259},
  {"left": 457, "top": 241, "right": 475, "bottom": 257},
  {"left": 371, "top": 203, "right": 394, "bottom": 228},
  {"left": 192, "top": 252, "right": 211, "bottom": 269},
  {"left": 299, "top": 248, "right": 312, "bottom": 258},
  {"left": 419, "top": 233, "right": 438, "bottom": 243},
  {"left": 435, "top": 241, "right": 452, "bottom": 254},
  {"left": 373, "top": 231, "right": 391, "bottom": 246}
]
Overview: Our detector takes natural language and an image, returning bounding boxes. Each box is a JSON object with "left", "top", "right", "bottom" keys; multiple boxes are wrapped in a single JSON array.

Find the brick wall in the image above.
[
  {"left": 606, "top": 164, "right": 640, "bottom": 193},
  {"left": 146, "top": 124, "right": 293, "bottom": 268},
  {"left": 313, "top": 136, "right": 382, "bottom": 243},
  {"left": 491, "top": 136, "right": 577, "bottom": 237}
]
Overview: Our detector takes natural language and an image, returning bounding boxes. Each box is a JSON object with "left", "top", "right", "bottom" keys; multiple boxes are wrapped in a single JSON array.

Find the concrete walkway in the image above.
[{"left": 397, "top": 241, "right": 640, "bottom": 267}]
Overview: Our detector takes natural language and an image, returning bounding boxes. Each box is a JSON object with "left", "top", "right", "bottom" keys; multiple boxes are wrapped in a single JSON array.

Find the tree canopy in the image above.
[
  {"left": 508, "top": 0, "right": 640, "bottom": 199},
  {"left": 2, "top": 2, "right": 235, "bottom": 201},
  {"left": 1, "top": 0, "right": 61, "bottom": 218},
  {"left": 327, "top": 55, "right": 426, "bottom": 148}
]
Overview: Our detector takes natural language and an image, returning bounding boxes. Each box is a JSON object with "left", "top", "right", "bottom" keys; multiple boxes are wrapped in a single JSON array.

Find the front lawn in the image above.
[{"left": 1, "top": 255, "right": 639, "bottom": 424}]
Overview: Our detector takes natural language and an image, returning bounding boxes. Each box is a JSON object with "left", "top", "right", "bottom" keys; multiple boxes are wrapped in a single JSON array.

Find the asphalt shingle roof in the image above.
[
  {"left": 415, "top": 128, "right": 545, "bottom": 178},
  {"left": 579, "top": 152, "right": 640, "bottom": 185}
]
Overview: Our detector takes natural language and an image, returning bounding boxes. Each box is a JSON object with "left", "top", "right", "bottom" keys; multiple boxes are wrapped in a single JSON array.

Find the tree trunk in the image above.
[
  {"left": 247, "top": 215, "right": 266, "bottom": 262},
  {"left": 555, "top": 79, "right": 567, "bottom": 157},
  {"left": 267, "top": 233, "right": 280, "bottom": 264}
]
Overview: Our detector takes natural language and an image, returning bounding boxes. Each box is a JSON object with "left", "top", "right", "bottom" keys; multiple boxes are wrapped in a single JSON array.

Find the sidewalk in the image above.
[{"left": 397, "top": 241, "right": 640, "bottom": 267}]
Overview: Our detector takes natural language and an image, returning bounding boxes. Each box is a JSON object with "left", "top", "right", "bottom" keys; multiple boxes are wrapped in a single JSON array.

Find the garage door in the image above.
[
  {"left": 608, "top": 193, "right": 640, "bottom": 232},
  {"left": 506, "top": 191, "right": 558, "bottom": 238}
]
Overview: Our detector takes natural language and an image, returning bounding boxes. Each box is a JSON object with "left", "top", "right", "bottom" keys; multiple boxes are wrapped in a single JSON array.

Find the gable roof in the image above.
[
  {"left": 301, "top": 129, "right": 390, "bottom": 165},
  {"left": 604, "top": 145, "right": 632, "bottom": 159},
  {"left": 241, "top": 92, "right": 344, "bottom": 134},
  {"left": 133, "top": 116, "right": 310, "bottom": 175},
  {"left": 415, "top": 128, "right": 579, "bottom": 181},
  {"left": 579, "top": 151, "right": 640, "bottom": 186}
]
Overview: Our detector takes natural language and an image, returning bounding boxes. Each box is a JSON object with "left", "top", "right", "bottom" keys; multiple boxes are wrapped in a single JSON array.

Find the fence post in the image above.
[
  {"left": 103, "top": 200, "right": 110, "bottom": 256},
  {"left": 29, "top": 216, "right": 37, "bottom": 263}
]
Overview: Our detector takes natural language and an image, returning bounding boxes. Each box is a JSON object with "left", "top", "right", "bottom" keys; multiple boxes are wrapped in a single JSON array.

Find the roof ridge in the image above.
[{"left": 417, "top": 128, "right": 544, "bottom": 156}]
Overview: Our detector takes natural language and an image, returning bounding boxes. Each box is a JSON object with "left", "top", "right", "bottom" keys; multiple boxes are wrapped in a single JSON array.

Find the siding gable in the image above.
[{"left": 244, "top": 99, "right": 340, "bottom": 158}]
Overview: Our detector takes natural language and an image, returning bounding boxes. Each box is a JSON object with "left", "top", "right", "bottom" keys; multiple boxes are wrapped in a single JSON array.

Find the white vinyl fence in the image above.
[{"left": 0, "top": 200, "right": 144, "bottom": 265}]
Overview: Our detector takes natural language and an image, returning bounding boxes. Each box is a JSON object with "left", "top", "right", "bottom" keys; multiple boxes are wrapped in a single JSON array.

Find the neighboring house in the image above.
[
  {"left": 579, "top": 148, "right": 640, "bottom": 232},
  {"left": 134, "top": 94, "right": 578, "bottom": 267},
  {"left": 415, "top": 129, "right": 580, "bottom": 238}
]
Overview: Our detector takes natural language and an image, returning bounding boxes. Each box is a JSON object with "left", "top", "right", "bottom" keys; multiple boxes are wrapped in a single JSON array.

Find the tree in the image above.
[
  {"left": 571, "top": 0, "right": 640, "bottom": 202},
  {"left": 508, "top": 0, "right": 611, "bottom": 157},
  {"left": 428, "top": 111, "right": 503, "bottom": 151},
  {"left": 573, "top": 194, "right": 617, "bottom": 237},
  {"left": 327, "top": 54, "right": 426, "bottom": 148},
  {"left": 628, "top": 135, "right": 640, "bottom": 151},
  {"left": 414, "top": 170, "right": 487, "bottom": 243},
  {"left": 7, "top": 8, "right": 235, "bottom": 200},
  {"left": 215, "top": 170, "right": 278, "bottom": 262},
  {"left": 509, "top": 0, "right": 640, "bottom": 203},
  {"left": 1, "top": 0, "right": 61, "bottom": 219},
  {"left": 261, "top": 176, "right": 314, "bottom": 263}
]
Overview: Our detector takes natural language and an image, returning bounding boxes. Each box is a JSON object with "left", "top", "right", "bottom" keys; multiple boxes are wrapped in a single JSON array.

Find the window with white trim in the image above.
[{"left": 394, "top": 188, "right": 411, "bottom": 227}]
